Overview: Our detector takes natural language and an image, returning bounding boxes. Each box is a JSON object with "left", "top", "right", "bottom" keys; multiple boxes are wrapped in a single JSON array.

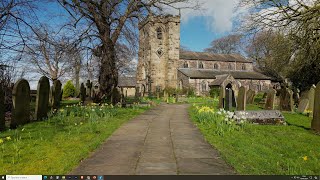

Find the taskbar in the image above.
[{"left": 0, "top": 175, "right": 319, "bottom": 180}]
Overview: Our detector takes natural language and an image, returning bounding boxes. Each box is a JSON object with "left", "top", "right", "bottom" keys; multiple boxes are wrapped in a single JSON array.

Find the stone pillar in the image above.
[{"left": 312, "top": 82, "right": 320, "bottom": 132}]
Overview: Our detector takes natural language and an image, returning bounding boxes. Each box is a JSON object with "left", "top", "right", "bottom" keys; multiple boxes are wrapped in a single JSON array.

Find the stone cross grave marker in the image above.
[
  {"left": 312, "top": 82, "right": 320, "bottom": 132},
  {"left": 234, "top": 110, "right": 285, "bottom": 125}
]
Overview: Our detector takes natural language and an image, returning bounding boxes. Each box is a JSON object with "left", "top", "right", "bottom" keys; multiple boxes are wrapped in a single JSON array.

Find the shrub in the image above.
[
  {"left": 209, "top": 87, "right": 220, "bottom": 98},
  {"left": 63, "top": 80, "right": 76, "bottom": 98}
]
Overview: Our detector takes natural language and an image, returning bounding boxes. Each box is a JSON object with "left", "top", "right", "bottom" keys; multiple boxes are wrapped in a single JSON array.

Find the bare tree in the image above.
[
  {"left": 204, "top": 34, "right": 243, "bottom": 54},
  {"left": 58, "top": 0, "right": 199, "bottom": 102}
]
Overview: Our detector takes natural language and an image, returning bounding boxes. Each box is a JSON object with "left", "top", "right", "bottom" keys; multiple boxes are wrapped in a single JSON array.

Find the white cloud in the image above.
[{"left": 166, "top": 0, "right": 246, "bottom": 33}]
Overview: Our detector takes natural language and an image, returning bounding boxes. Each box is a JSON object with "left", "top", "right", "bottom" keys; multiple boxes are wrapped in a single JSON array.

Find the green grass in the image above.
[
  {"left": 0, "top": 105, "right": 149, "bottom": 174},
  {"left": 189, "top": 102, "right": 320, "bottom": 175}
]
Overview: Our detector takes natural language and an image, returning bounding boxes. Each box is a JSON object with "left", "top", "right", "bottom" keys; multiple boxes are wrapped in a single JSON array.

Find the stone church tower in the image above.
[{"left": 136, "top": 15, "right": 180, "bottom": 94}]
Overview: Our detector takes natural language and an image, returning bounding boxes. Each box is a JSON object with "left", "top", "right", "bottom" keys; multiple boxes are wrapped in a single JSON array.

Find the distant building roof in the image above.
[
  {"left": 118, "top": 77, "right": 136, "bottom": 87},
  {"left": 210, "top": 74, "right": 230, "bottom": 86},
  {"left": 180, "top": 51, "right": 251, "bottom": 63},
  {"left": 178, "top": 68, "right": 271, "bottom": 80}
]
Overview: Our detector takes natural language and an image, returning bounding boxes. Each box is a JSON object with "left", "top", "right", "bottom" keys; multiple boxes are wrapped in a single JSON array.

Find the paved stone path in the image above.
[{"left": 71, "top": 104, "right": 235, "bottom": 175}]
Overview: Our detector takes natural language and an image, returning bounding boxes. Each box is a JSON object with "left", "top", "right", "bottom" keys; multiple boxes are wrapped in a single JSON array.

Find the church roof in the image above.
[
  {"left": 178, "top": 68, "right": 271, "bottom": 80},
  {"left": 180, "top": 51, "right": 251, "bottom": 63},
  {"left": 118, "top": 77, "right": 136, "bottom": 87}
]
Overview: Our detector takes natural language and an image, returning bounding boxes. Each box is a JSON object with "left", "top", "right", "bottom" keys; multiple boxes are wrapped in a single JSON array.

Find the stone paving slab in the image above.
[{"left": 70, "top": 104, "right": 235, "bottom": 175}]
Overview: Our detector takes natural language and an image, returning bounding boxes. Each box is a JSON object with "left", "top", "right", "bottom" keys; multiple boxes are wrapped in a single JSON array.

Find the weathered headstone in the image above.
[
  {"left": 80, "top": 83, "right": 86, "bottom": 103},
  {"left": 279, "top": 88, "right": 294, "bottom": 112},
  {"left": 225, "top": 88, "right": 232, "bottom": 111},
  {"left": 52, "top": 80, "right": 62, "bottom": 110},
  {"left": 86, "top": 80, "right": 93, "bottom": 98},
  {"left": 219, "top": 86, "right": 224, "bottom": 108},
  {"left": 246, "top": 89, "right": 253, "bottom": 104},
  {"left": 237, "top": 87, "right": 246, "bottom": 110},
  {"left": 11, "top": 79, "right": 30, "bottom": 128},
  {"left": 235, "top": 110, "right": 285, "bottom": 125},
  {"left": 0, "top": 86, "right": 5, "bottom": 131},
  {"left": 35, "top": 76, "right": 50, "bottom": 121},
  {"left": 312, "top": 82, "right": 320, "bottom": 132},
  {"left": 293, "top": 88, "right": 300, "bottom": 106},
  {"left": 297, "top": 99, "right": 309, "bottom": 113},
  {"left": 307, "top": 85, "right": 316, "bottom": 113},
  {"left": 265, "top": 89, "right": 276, "bottom": 110}
]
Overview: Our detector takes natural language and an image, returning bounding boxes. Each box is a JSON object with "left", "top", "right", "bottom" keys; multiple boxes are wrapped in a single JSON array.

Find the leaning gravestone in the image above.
[
  {"left": 312, "top": 82, "right": 320, "bottom": 132},
  {"left": 225, "top": 88, "right": 232, "bottom": 111},
  {"left": 234, "top": 110, "right": 285, "bottom": 125},
  {"left": 265, "top": 89, "right": 277, "bottom": 110},
  {"left": 297, "top": 99, "right": 309, "bottom": 113},
  {"left": 52, "top": 80, "right": 62, "bottom": 110},
  {"left": 307, "top": 85, "right": 316, "bottom": 113},
  {"left": 11, "top": 79, "right": 30, "bottom": 128},
  {"left": 86, "top": 80, "right": 93, "bottom": 98},
  {"left": 0, "top": 86, "right": 5, "bottom": 131},
  {"left": 237, "top": 87, "right": 246, "bottom": 110},
  {"left": 35, "top": 76, "right": 50, "bottom": 121}
]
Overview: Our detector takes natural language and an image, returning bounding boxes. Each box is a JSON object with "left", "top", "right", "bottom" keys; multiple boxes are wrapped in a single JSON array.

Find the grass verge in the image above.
[
  {"left": 0, "top": 105, "right": 149, "bottom": 174},
  {"left": 189, "top": 102, "right": 320, "bottom": 175}
]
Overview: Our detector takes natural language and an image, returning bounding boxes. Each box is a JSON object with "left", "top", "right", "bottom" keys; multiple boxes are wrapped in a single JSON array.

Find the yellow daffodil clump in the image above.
[{"left": 198, "top": 106, "right": 214, "bottom": 114}]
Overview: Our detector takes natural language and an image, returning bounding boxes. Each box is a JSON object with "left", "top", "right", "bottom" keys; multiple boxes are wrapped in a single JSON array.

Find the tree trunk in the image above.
[{"left": 99, "top": 42, "right": 119, "bottom": 103}]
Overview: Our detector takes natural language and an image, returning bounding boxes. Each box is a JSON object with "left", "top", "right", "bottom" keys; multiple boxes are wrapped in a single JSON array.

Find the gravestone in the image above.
[
  {"left": 11, "top": 79, "right": 30, "bottom": 128},
  {"left": 234, "top": 110, "right": 285, "bottom": 125},
  {"left": 265, "top": 89, "right": 277, "bottom": 110},
  {"left": 225, "top": 88, "right": 232, "bottom": 111},
  {"left": 248, "top": 89, "right": 256, "bottom": 104},
  {"left": 52, "top": 80, "right": 62, "bottom": 109},
  {"left": 80, "top": 83, "right": 86, "bottom": 103},
  {"left": 0, "top": 86, "right": 5, "bottom": 131},
  {"left": 307, "top": 85, "right": 316, "bottom": 113},
  {"left": 219, "top": 86, "right": 224, "bottom": 108},
  {"left": 237, "top": 87, "right": 246, "bottom": 110},
  {"left": 280, "top": 88, "right": 294, "bottom": 112},
  {"left": 35, "top": 76, "right": 50, "bottom": 121},
  {"left": 312, "top": 82, "right": 320, "bottom": 132},
  {"left": 297, "top": 99, "right": 309, "bottom": 113},
  {"left": 293, "top": 88, "right": 300, "bottom": 106},
  {"left": 86, "top": 80, "right": 93, "bottom": 98},
  {"left": 246, "top": 89, "right": 253, "bottom": 104}
]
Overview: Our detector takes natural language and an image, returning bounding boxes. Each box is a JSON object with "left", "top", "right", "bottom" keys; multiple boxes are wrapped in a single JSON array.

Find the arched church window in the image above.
[
  {"left": 198, "top": 62, "right": 204, "bottom": 69},
  {"left": 183, "top": 61, "right": 189, "bottom": 68},
  {"left": 242, "top": 64, "right": 246, "bottom": 70},
  {"left": 156, "top": 27, "right": 163, "bottom": 40},
  {"left": 213, "top": 63, "right": 219, "bottom": 70}
]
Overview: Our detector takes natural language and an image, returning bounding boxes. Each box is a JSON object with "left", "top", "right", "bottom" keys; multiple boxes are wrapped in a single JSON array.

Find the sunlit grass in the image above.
[{"left": 0, "top": 104, "right": 149, "bottom": 174}]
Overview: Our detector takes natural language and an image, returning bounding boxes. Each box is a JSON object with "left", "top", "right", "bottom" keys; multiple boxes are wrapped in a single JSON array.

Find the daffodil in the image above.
[
  {"left": 80, "top": 122, "right": 83, "bottom": 125},
  {"left": 303, "top": 156, "right": 308, "bottom": 161},
  {"left": 6, "top": 136, "right": 11, "bottom": 141},
  {"left": 60, "top": 109, "right": 64, "bottom": 112},
  {"left": 0, "top": 139, "right": 3, "bottom": 144}
]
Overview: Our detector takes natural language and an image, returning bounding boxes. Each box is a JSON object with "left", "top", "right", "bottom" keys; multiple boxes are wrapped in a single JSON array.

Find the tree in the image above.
[
  {"left": 241, "top": 0, "right": 320, "bottom": 88},
  {"left": 63, "top": 80, "right": 76, "bottom": 98},
  {"left": 246, "top": 30, "right": 293, "bottom": 81},
  {"left": 205, "top": 34, "right": 243, "bottom": 54},
  {"left": 59, "top": 0, "right": 199, "bottom": 102}
]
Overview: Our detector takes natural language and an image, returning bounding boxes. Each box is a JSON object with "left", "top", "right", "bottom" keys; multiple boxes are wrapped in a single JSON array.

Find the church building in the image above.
[{"left": 136, "top": 15, "right": 272, "bottom": 96}]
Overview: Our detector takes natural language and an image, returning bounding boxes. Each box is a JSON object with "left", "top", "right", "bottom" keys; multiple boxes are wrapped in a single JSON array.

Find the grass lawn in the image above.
[
  {"left": 189, "top": 99, "right": 320, "bottom": 175},
  {"left": 0, "top": 104, "right": 149, "bottom": 174}
]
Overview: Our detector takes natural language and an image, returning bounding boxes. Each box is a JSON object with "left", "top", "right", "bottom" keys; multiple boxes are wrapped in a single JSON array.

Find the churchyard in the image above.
[{"left": 0, "top": 77, "right": 320, "bottom": 175}]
